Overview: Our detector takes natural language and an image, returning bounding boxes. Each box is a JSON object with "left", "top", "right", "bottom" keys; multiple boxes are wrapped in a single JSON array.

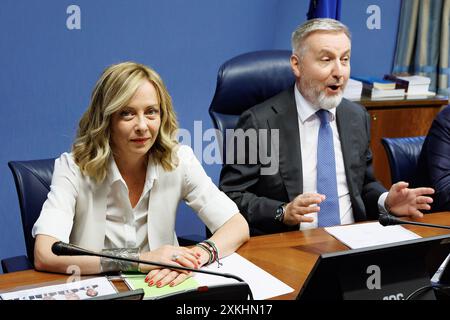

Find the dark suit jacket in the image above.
[
  {"left": 415, "top": 106, "right": 450, "bottom": 212},
  {"left": 219, "top": 86, "right": 387, "bottom": 235}
]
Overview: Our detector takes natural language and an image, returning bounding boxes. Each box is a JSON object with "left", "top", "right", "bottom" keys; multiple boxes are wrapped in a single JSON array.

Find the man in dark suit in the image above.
[
  {"left": 219, "top": 18, "right": 435, "bottom": 236},
  {"left": 416, "top": 106, "right": 450, "bottom": 212}
]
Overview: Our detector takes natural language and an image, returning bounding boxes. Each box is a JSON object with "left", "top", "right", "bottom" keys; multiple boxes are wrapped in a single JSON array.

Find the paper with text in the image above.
[
  {"left": 325, "top": 222, "right": 421, "bottom": 249},
  {"left": 0, "top": 277, "right": 116, "bottom": 300},
  {"left": 195, "top": 253, "right": 293, "bottom": 300}
]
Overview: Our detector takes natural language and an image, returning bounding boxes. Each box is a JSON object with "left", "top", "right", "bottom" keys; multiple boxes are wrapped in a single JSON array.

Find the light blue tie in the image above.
[{"left": 316, "top": 109, "right": 341, "bottom": 227}]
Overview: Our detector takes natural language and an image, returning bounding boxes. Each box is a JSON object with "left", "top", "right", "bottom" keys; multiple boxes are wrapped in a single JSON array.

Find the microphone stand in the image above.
[
  {"left": 396, "top": 220, "right": 450, "bottom": 230},
  {"left": 52, "top": 242, "right": 253, "bottom": 300},
  {"left": 379, "top": 214, "right": 450, "bottom": 230}
]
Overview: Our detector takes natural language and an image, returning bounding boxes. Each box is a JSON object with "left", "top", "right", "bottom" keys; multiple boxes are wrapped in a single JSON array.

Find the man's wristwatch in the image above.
[{"left": 275, "top": 204, "right": 286, "bottom": 222}]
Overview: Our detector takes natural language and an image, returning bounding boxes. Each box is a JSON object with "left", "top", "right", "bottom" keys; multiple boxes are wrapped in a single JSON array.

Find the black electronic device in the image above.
[{"left": 297, "top": 233, "right": 450, "bottom": 300}]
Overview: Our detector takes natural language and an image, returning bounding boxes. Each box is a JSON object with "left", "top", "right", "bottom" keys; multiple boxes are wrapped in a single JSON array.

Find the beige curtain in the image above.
[{"left": 393, "top": 0, "right": 450, "bottom": 95}]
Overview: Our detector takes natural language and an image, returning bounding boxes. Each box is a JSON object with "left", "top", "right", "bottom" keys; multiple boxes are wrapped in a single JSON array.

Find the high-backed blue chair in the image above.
[
  {"left": 207, "top": 50, "right": 294, "bottom": 237},
  {"left": 381, "top": 136, "right": 426, "bottom": 185},
  {"left": 208, "top": 50, "right": 295, "bottom": 159},
  {"left": 2, "top": 159, "right": 55, "bottom": 273}
]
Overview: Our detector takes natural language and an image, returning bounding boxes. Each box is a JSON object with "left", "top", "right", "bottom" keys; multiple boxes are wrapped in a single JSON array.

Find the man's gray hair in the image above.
[{"left": 291, "top": 18, "right": 351, "bottom": 57}]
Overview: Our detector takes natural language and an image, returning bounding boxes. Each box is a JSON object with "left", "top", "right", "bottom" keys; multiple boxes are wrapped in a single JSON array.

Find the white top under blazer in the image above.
[{"left": 32, "top": 145, "right": 239, "bottom": 252}]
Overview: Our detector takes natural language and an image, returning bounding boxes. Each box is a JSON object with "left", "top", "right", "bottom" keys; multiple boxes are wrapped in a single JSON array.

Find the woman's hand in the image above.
[
  {"left": 187, "top": 245, "right": 211, "bottom": 267},
  {"left": 139, "top": 245, "right": 202, "bottom": 287},
  {"left": 144, "top": 268, "right": 192, "bottom": 288}
]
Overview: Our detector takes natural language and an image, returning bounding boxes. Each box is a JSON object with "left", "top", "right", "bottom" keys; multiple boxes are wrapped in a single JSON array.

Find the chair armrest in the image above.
[{"left": 1, "top": 255, "right": 33, "bottom": 273}]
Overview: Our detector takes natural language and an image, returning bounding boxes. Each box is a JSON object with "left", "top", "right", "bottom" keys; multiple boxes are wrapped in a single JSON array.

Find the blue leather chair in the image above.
[
  {"left": 381, "top": 136, "right": 426, "bottom": 185},
  {"left": 207, "top": 50, "right": 294, "bottom": 237},
  {"left": 208, "top": 50, "right": 295, "bottom": 159},
  {"left": 2, "top": 159, "right": 55, "bottom": 273}
]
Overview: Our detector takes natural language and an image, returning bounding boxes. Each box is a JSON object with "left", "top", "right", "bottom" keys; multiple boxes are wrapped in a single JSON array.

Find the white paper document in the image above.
[
  {"left": 325, "top": 222, "right": 421, "bottom": 249},
  {"left": 194, "top": 253, "right": 294, "bottom": 300},
  {"left": 0, "top": 277, "right": 117, "bottom": 300}
]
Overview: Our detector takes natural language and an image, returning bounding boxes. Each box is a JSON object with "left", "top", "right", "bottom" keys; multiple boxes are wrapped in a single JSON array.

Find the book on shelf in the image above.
[
  {"left": 362, "top": 86, "right": 405, "bottom": 99},
  {"left": 397, "top": 75, "right": 431, "bottom": 85},
  {"left": 384, "top": 74, "right": 432, "bottom": 95},
  {"left": 352, "top": 76, "right": 397, "bottom": 90},
  {"left": 405, "top": 91, "right": 436, "bottom": 99},
  {"left": 383, "top": 74, "right": 409, "bottom": 90}
]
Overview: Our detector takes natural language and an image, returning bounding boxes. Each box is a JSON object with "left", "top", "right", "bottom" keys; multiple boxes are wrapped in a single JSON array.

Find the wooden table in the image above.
[
  {"left": 1, "top": 212, "right": 449, "bottom": 300},
  {"left": 239, "top": 211, "right": 450, "bottom": 299}
]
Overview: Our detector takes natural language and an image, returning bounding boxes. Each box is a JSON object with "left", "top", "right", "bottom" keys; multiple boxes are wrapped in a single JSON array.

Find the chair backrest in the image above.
[
  {"left": 208, "top": 50, "right": 295, "bottom": 158},
  {"left": 8, "top": 159, "right": 55, "bottom": 265},
  {"left": 381, "top": 136, "right": 425, "bottom": 185}
]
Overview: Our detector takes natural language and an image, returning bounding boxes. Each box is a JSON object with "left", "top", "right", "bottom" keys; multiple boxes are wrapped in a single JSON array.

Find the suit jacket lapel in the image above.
[{"left": 268, "top": 87, "right": 303, "bottom": 200}]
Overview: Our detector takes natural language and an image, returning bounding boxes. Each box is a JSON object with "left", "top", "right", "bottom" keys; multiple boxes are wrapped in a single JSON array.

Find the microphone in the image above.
[
  {"left": 51, "top": 241, "right": 253, "bottom": 300},
  {"left": 379, "top": 214, "right": 450, "bottom": 230}
]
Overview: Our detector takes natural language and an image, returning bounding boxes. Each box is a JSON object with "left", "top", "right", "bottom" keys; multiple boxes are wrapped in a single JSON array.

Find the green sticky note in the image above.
[{"left": 123, "top": 274, "right": 199, "bottom": 299}]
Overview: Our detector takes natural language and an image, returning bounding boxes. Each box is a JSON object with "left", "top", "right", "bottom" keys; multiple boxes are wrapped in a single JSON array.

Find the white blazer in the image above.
[{"left": 32, "top": 145, "right": 239, "bottom": 252}]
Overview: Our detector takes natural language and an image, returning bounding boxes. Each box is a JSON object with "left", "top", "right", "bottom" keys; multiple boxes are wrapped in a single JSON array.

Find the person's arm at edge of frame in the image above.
[
  {"left": 425, "top": 108, "right": 450, "bottom": 211},
  {"left": 34, "top": 234, "right": 101, "bottom": 274}
]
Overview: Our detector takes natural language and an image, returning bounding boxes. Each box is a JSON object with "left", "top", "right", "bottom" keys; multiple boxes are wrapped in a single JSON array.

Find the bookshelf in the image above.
[{"left": 357, "top": 95, "right": 449, "bottom": 188}]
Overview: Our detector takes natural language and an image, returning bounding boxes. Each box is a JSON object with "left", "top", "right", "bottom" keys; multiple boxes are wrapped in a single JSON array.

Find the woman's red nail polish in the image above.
[
  {"left": 156, "top": 282, "right": 162, "bottom": 287},
  {"left": 145, "top": 276, "right": 149, "bottom": 282},
  {"left": 148, "top": 280, "right": 154, "bottom": 286}
]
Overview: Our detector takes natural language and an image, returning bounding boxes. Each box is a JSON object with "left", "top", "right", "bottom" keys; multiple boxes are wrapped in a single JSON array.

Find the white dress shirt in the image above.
[
  {"left": 103, "top": 156, "right": 157, "bottom": 251},
  {"left": 294, "top": 87, "right": 388, "bottom": 230}
]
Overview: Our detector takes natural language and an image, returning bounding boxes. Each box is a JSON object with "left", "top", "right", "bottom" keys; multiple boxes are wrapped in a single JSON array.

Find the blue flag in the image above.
[{"left": 307, "top": 0, "right": 341, "bottom": 20}]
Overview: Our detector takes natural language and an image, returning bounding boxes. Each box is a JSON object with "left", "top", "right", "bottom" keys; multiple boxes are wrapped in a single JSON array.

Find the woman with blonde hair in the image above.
[{"left": 33, "top": 62, "right": 249, "bottom": 288}]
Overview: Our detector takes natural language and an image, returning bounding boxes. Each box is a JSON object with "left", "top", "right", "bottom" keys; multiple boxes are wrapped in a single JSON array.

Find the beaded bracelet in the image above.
[
  {"left": 195, "top": 242, "right": 214, "bottom": 265},
  {"left": 203, "top": 242, "right": 217, "bottom": 265},
  {"left": 200, "top": 239, "right": 222, "bottom": 267},
  {"left": 204, "top": 240, "right": 219, "bottom": 258}
]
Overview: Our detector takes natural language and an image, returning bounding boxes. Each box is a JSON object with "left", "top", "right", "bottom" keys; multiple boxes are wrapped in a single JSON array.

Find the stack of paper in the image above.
[
  {"left": 397, "top": 75, "right": 432, "bottom": 95},
  {"left": 343, "top": 78, "right": 363, "bottom": 100}
]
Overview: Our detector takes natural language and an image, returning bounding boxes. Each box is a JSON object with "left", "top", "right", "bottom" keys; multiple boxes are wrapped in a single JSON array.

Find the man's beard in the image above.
[
  {"left": 316, "top": 90, "right": 343, "bottom": 110},
  {"left": 300, "top": 78, "right": 344, "bottom": 110}
]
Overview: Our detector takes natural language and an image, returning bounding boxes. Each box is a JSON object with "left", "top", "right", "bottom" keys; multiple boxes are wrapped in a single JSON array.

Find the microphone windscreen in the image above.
[
  {"left": 52, "top": 241, "right": 93, "bottom": 256},
  {"left": 379, "top": 214, "right": 392, "bottom": 226}
]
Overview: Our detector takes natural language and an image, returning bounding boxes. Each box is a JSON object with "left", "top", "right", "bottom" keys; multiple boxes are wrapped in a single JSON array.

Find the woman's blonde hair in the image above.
[{"left": 72, "top": 62, "right": 179, "bottom": 183}]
